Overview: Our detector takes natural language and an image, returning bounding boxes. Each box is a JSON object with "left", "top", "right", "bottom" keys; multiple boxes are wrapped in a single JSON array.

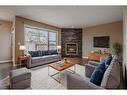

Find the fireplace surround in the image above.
[{"left": 61, "top": 28, "right": 82, "bottom": 57}]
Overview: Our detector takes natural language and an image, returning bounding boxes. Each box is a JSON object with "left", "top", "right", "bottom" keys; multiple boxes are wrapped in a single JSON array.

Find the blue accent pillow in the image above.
[
  {"left": 105, "top": 56, "right": 112, "bottom": 65},
  {"left": 90, "top": 60, "right": 106, "bottom": 86},
  {"left": 51, "top": 50, "right": 58, "bottom": 55},
  {"left": 28, "top": 51, "right": 39, "bottom": 57},
  {"left": 40, "top": 51, "right": 44, "bottom": 56},
  {"left": 38, "top": 51, "right": 42, "bottom": 56},
  {"left": 43, "top": 50, "right": 49, "bottom": 55}
]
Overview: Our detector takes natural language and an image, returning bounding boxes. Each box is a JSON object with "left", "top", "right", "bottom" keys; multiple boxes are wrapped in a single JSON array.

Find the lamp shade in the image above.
[
  {"left": 19, "top": 45, "right": 26, "bottom": 50},
  {"left": 57, "top": 45, "right": 61, "bottom": 49}
]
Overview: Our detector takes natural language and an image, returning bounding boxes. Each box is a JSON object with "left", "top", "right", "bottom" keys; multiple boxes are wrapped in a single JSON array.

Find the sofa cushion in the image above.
[
  {"left": 28, "top": 51, "right": 39, "bottom": 57},
  {"left": 31, "top": 55, "right": 60, "bottom": 64},
  {"left": 67, "top": 73, "right": 103, "bottom": 89},
  {"left": 90, "top": 60, "right": 106, "bottom": 86},
  {"left": 42, "top": 50, "right": 49, "bottom": 55},
  {"left": 101, "top": 56, "right": 120, "bottom": 89},
  {"left": 31, "top": 56, "right": 46, "bottom": 63}
]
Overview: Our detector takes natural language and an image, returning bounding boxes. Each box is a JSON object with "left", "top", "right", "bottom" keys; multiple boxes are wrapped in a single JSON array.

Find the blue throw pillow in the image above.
[
  {"left": 43, "top": 50, "right": 49, "bottom": 55},
  {"left": 105, "top": 56, "right": 112, "bottom": 65},
  {"left": 51, "top": 50, "right": 58, "bottom": 55},
  {"left": 40, "top": 51, "right": 44, "bottom": 56},
  {"left": 38, "top": 51, "right": 42, "bottom": 56},
  {"left": 28, "top": 51, "right": 39, "bottom": 57},
  {"left": 90, "top": 60, "right": 106, "bottom": 86}
]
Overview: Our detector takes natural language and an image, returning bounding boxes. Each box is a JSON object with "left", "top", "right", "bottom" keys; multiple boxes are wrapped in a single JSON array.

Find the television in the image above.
[{"left": 93, "top": 36, "right": 110, "bottom": 48}]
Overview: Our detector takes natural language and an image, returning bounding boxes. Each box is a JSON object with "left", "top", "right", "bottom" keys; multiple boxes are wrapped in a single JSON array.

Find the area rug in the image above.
[{"left": 30, "top": 64, "right": 84, "bottom": 89}]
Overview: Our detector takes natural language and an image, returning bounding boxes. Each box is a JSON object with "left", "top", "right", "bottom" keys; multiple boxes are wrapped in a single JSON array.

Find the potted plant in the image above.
[{"left": 112, "top": 42, "right": 122, "bottom": 60}]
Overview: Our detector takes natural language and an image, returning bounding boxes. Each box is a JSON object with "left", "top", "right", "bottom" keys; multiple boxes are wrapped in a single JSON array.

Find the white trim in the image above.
[{"left": 0, "top": 60, "right": 12, "bottom": 63}]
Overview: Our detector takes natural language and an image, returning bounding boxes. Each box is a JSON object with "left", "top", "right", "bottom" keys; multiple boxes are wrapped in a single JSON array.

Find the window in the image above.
[
  {"left": 25, "top": 26, "right": 57, "bottom": 51},
  {"left": 49, "top": 32, "right": 57, "bottom": 50}
]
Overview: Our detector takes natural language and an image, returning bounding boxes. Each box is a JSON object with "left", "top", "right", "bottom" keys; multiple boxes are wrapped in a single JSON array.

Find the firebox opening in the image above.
[{"left": 66, "top": 43, "right": 78, "bottom": 55}]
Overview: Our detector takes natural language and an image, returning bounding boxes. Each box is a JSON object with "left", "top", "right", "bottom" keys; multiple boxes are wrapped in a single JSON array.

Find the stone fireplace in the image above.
[
  {"left": 66, "top": 43, "right": 78, "bottom": 55},
  {"left": 61, "top": 28, "right": 82, "bottom": 57}
]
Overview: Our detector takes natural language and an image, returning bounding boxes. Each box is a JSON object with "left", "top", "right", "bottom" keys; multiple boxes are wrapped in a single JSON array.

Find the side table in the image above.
[{"left": 17, "top": 56, "right": 28, "bottom": 68}]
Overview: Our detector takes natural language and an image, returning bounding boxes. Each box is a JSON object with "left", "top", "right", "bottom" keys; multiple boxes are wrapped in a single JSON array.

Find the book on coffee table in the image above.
[{"left": 56, "top": 61, "right": 65, "bottom": 66}]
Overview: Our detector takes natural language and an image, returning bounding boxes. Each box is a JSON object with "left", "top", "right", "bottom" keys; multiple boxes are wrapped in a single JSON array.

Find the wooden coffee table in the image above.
[{"left": 48, "top": 61, "right": 77, "bottom": 83}]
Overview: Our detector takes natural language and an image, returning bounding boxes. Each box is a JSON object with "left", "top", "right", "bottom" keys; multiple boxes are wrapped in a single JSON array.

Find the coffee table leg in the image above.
[
  {"left": 66, "top": 64, "right": 76, "bottom": 74},
  {"left": 74, "top": 64, "right": 76, "bottom": 73},
  {"left": 58, "top": 71, "right": 61, "bottom": 83},
  {"left": 48, "top": 66, "right": 61, "bottom": 83},
  {"left": 48, "top": 65, "right": 49, "bottom": 75}
]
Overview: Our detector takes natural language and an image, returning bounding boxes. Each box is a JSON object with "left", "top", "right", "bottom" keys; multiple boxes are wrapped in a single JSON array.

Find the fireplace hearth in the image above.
[{"left": 66, "top": 43, "right": 78, "bottom": 55}]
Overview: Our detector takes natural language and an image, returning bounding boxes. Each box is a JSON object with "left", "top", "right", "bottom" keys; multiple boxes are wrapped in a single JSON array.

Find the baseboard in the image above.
[{"left": 0, "top": 60, "right": 12, "bottom": 63}]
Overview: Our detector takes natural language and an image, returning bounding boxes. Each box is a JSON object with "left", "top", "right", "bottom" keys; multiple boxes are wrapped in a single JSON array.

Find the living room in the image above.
[{"left": 0, "top": 6, "right": 126, "bottom": 90}]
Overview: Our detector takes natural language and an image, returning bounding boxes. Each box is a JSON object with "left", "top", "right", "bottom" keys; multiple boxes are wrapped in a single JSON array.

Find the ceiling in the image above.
[{"left": 0, "top": 6, "right": 123, "bottom": 28}]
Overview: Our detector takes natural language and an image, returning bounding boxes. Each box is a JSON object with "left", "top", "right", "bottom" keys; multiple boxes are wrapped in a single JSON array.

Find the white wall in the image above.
[
  {"left": 82, "top": 21, "right": 123, "bottom": 57},
  {"left": 0, "top": 20, "right": 12, "bottom": 62}
]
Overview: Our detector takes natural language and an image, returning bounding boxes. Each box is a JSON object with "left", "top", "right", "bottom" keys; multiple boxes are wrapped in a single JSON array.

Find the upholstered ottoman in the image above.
[{"left": 10, "top": 67, "right": 31, "bottom": 89}]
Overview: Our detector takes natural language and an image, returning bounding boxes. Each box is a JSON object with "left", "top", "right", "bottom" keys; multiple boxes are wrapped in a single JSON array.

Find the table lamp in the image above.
[
  {"left": 19, "top": 45, "right": 26, "bottom": 56},
  {"left": 57, "top": 45, "right": 61, "bottom": 54}
]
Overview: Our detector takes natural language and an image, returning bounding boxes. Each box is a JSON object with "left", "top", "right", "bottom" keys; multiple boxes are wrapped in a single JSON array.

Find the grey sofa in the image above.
[
  {"left": 26, "top": 54, "right": 61, "bottom": 68},
  {"left": 67, "top": 55, "right": 122, "bottom": 89}
]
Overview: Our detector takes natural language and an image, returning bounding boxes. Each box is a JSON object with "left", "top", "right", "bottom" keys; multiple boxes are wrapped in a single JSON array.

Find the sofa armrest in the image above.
[
  {"left": 66, "top": 74, "right": 104, "bottom": 89},
  {"left": 88, "top": 61, "right": 100, "bottom": 66},
  {"left": 26, "top": 54, "right": 32, "bottom": 68},
  {"left": 85, "top": 64, "right": 96, "bottom": 78}
]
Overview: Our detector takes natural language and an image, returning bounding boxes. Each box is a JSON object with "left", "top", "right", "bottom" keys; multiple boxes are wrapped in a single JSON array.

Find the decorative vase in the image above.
[{"left": 63, "top": 58, "right": 68, "bottom": 63}]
